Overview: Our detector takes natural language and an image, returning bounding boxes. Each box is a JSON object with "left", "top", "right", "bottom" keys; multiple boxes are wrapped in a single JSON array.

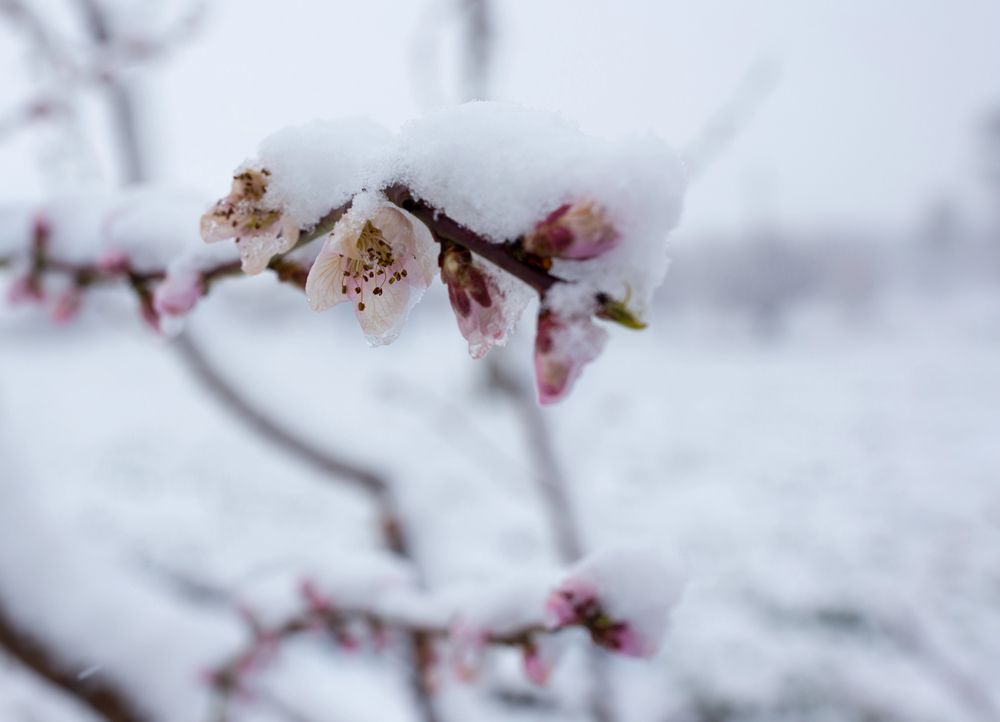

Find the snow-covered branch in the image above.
[
  {"left": 2, "top": 103, "right": 685, "bottom": 404},
  {"left": 208, "top": 545, "right": 683, "bottom": 720}
]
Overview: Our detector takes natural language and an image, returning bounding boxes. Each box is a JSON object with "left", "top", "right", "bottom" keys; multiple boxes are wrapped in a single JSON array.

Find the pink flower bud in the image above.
[
  {"left": 335, "top": 629, "right": 360, "bottom": 651},
  {"left": 601, "top": 623, "right": 648, "bottom": 658},
  {"left": 534, "top": 311, "right": 607, "bottom": 404},
  {"left": 300, "top": 580, "right": 332, "bottom": 614},
  {"left": 522, "top": 644, "right": 550, "bottom": 685},
  {"left": 139, "top": 297, "right": 160, "bottom": 333},
  {"left": 547, "top": 544, "right": 684, "bottom": 659},
  {"left": 51, "top": 288, "right": 82, "bottom": 325},
  {"left": 32, "top": 214, "right": 51, "bottom": 245},
  {"left": 543, "top": 578, "right": 599, "bottom": 629},
  {"left": 523, "top": 200, "right": 619, "bottom": 260},
  {"left": 152, "top": 269, "right": 202, "bottom": 318},
  {"left": 440, "top": 243, "right": 523, "bottom": 359},
  {"left": 97, "top": 250, "right": 131, "bottom": 275}
]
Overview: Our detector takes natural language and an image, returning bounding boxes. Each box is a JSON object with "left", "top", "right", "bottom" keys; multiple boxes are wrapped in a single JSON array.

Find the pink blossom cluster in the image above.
[
  {"left": 1, "top": 105, "right": 682, "bottom": 403},
  {"left": 208, "top": 545, "right": 682, "bottom": 704},
  {"left": 200, "top": 173, "right": 637, "bottom": 403}
]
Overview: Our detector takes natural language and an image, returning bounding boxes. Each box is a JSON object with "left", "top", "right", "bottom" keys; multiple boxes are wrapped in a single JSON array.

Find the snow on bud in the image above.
[
  {"left": 534, "top": 310, "right": 607, "bottom": 405},
  {"left": 305, "top": 192, "right": 437, "bottom": 347},
  {"left": 450, "top": 571, "right": 557, "bottom": 682},
  {"left": 523, "top": 200, "right": 619, "bottom": 260},
  {"left": 153, "top": 267, "right": 202, "bottom": 318},
  {"left": 96, "top": 250, "right": 131, "bottom": 275},
  {"left": 544, "top": 543, "right": 684, "bottom": 659},
  {"left": 201, "top": 168, "right": 300, "bottom": 275},
  {"left": 441, "top": 243, "right": 528, "bottom": 359}
]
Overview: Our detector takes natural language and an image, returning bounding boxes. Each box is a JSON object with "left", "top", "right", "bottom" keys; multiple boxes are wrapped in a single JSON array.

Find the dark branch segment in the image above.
[
  {"left": 384, "top": 184, "right": 561, "bottom": 296},
  {"left": 0, "top": 598, "right": 149, "bottom": 722}
]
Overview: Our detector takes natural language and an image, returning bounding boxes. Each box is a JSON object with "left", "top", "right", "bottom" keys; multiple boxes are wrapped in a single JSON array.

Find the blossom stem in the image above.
[
  {"left": 210, "top": 597, "right": 555, "bottom": 711},
  {"left": 285, "top": 199, "right": 354, "bottom": 255},
  {"left": 383, "top": 184, "right": 562, "bottom": 296}
]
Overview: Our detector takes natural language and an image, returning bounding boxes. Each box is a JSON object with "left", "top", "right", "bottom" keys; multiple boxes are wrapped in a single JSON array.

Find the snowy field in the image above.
[
  {"left": 2, "top": 273, "right": 999, "bottom": 721},
  {"left": 3, "top": 1, "right": 1000, "bottom": 719}
]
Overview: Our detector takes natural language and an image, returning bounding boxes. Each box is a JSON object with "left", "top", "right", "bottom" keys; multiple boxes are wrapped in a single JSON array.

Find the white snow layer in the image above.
[
  {"left": 387, "top": 102, "right": 685, "bottom": 318},
  {"left": 562, "top": 542, "right": 685, "bottom": 650},
  {"left": 247, "top": 102, "right": 685, "bottom": 318},
  {"left": 254, "top": 118, "right": 395, "bottom": 231},
  {"left": 0, "top": 187, "right": 235, "bottom": 273}
]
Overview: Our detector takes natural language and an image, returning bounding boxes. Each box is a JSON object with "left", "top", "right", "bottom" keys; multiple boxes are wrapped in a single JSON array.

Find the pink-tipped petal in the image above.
[
  {"left": 441, "top": 244, "right": 527, "bottom": 359},
  {"left": 200, "top": 168, "right": 299, "bottom": 275},
  {"left": 524, "top": 200, "right": 620, "bottom": 260},
  {"left": 523, "top": 646, "right": 551, "bottom": 685},
  {"left": 534, "top": 311, "right": 608, "bottom": 404},
  {"left": 605, "top": 623, "right": 651, "bottom": 658}
]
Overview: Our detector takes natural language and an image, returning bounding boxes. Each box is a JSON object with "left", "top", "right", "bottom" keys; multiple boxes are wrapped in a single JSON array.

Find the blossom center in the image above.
[{"left": 339, "top": 220, "right": 409, "bottom": 311}]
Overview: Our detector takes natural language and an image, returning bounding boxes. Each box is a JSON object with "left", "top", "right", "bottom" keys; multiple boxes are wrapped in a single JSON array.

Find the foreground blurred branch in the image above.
[
  {"left": 75, "top": 0, "right": 146, "bottom": 184},
  {"left": 170, "top": 330, "right": 439, "bottom": 722},
  {"left": 487, "top": 352, "right": 617, "bottom": 722},
  {"left": 487, "top": 355, "right": 581, "bottom": 564},
  {"left": 171, "top": 332, "right": 389, "bottom": 500},
  {"left": 681, "top": 55, "right": 783, "bottom": 180},
  {"left": 0, "top": 599, "right": 147, "bottom": 722}
]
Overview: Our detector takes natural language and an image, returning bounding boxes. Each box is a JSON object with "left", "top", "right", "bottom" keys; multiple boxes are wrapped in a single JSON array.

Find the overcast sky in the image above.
[{"left": 4, "top": 0, "right": 1000, "bottom": 238}]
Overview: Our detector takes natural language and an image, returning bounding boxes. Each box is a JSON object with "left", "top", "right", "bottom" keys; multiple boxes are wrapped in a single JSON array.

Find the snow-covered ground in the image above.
[{"left": 2, "top": 270, "right": 999, "bottom": 721}]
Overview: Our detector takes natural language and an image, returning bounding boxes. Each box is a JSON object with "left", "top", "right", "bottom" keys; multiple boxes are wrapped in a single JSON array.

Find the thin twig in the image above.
[
  {"left": 170, "top": 330, "right": 438, "bottom": 722},
  {"left": 878, "top": 613, "right": 1000, "bottom": 722},
  {"left": 680, "top": 55, "right": 783, "bottom": 181},
  {"left": 386, "top": 184, "right": 561, "bottom": 296},
  {"left": 172, "top": 331, "right": 388, "bottom": 498},
  {"left": 74, "top": 0, "right": 147, "bottom": 185},
  {"left": 459, "top": 0, "right": 493, "bottom": 102},
  {"left": 487, "top": 353, "right": 582, "bottom": 564},
  {"left": 486, "top": 351, "right": 617, "bottom": 722}
]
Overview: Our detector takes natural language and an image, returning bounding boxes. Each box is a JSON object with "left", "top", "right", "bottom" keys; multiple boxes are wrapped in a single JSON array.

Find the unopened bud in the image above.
[{"left": 523, "top": 200, "right": 619, "bottom": 260}]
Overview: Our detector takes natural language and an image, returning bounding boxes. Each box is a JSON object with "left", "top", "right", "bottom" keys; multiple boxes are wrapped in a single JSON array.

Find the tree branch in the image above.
[
  {"left": 0, "top": 598, "right": 149, "bottom": 722},
  {"left": 384, "top": 184, "right": 561, "bottom": 296},
  {"left": 169, "top": 330, "right": 437, "bottom": 722}
]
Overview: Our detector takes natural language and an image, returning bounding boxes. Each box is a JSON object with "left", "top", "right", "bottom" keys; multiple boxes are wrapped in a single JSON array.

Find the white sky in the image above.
[{"left": 4, "top": 0, "right": 1000, "bottom": 237}]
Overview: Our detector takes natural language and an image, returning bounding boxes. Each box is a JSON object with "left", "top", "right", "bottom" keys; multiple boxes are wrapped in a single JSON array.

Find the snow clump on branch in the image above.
[
  {"left": 202, "top": 118, "right": 393, "bottom": 275},
  {"left": 195, "top": 102, "right": 685, "bottom": 402},
  {"left": 545, "top": 542, "right": 685, "bottom": 658}
]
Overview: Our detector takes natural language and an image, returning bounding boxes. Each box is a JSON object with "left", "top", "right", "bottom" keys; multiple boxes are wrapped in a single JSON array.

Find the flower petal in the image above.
[
  {"left": 352, "top": 272, "right": 415, "bottom": 346},
  {"left": 534, "top": 311, "right": 608, "bottom": 404},
  {"left": 305, "top": 246, "right": 348, "bottom": 312}
]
